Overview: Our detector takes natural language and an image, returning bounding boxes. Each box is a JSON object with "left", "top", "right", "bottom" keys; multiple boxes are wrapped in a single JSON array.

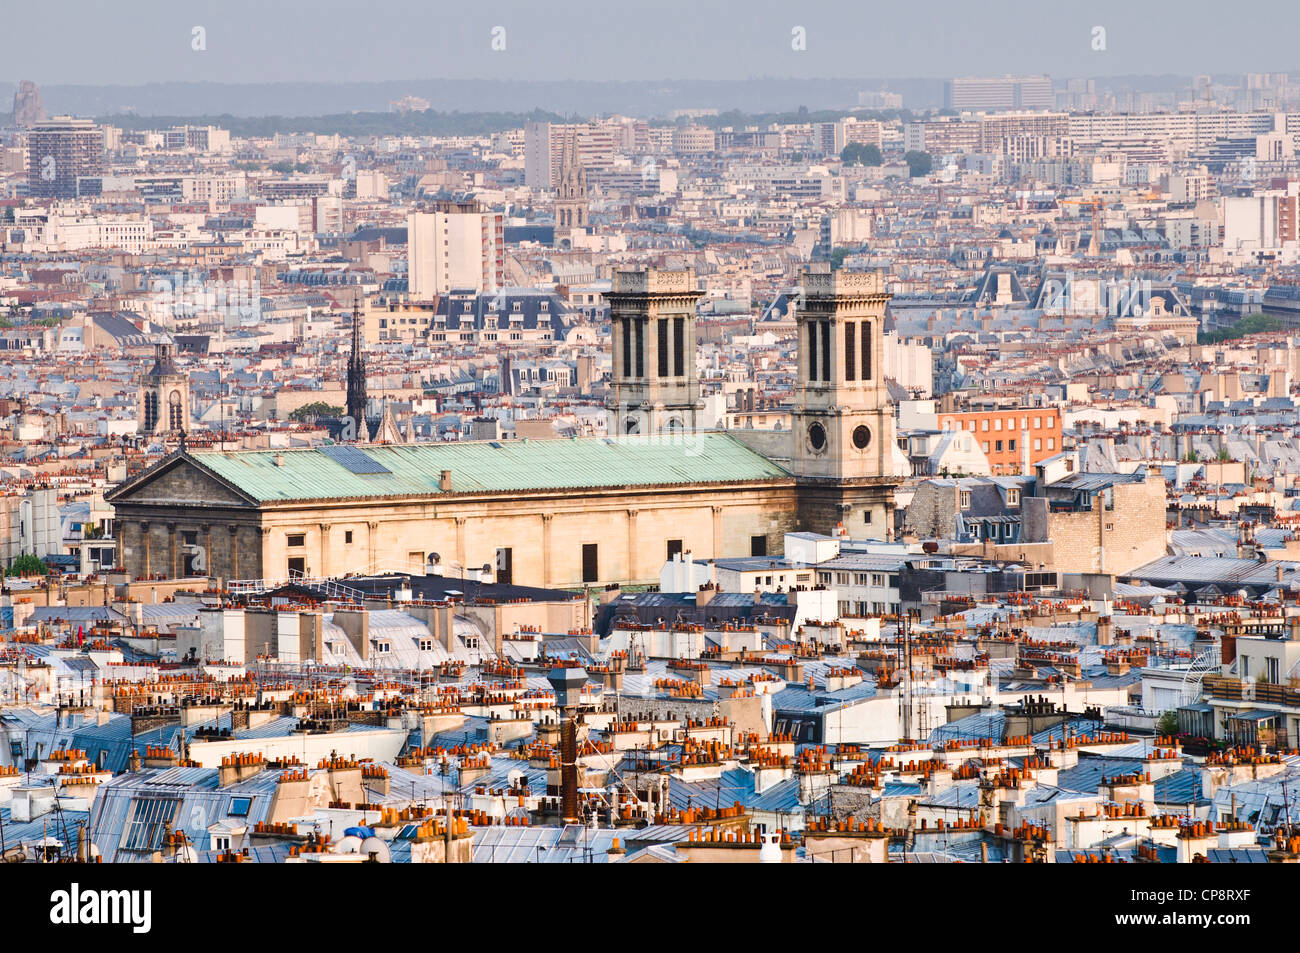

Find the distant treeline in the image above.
[
  {"left": 678, "top": 107, "right": 919, "bottom": 129},
  {"left": 98, "top": 109, "right": 569, "bottom": 138},
  {"left": 94, "top": 106, "right": 924, "bottom": 139}
]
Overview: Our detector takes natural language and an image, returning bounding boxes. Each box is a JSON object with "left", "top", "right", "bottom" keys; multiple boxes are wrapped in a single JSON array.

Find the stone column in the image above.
[
  {"left": 367, "top": 521, "right": 379, "bottom": 573},
  {"left": 167, "top": 523, "right": 177, "bottom": 579},
  {"left": 626, "top": 508, "right": 639, "bottom": 583},
  {"left": 229, "top": 525, "right": 240, "bottom": 580},
  {"left": 141, "top": 522, "right": 151, "bottom": 578},
  {"left": 541, "top": 513, "right": 553, "bottom": 587},
  {"left": 318, "top": 523, "right": 331, "bottom": 578},
  {"left": 711, "top": 505, "right": 724, "bottom": 559},
  {"left": 260, "top": 527, "right": 273, "bottom": 581},
  {"left": 454, "top": 517, "right": 467, "bottom": 572}
]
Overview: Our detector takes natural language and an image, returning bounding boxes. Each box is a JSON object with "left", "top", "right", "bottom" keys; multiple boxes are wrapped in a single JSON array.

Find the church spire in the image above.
[
  {"left": 555, "top": 128, "right": 588, "bottom": 232},
  {"left": 346, "top": 298, "right": 368, "bottom": 441}
]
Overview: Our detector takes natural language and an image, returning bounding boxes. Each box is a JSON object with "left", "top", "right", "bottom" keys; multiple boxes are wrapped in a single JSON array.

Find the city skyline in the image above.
[{"left": 1, "top": 1, "right": 1297, "bottom": 908}]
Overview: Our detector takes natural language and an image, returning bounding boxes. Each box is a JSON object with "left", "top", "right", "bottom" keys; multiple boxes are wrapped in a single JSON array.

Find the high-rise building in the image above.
[
  {"left": 26, "top": 117, "right": 104, "bottom": 199},
  {"left": 524, "top": 121, "right": 621, "bottom": 188},
  {"left": 1223, "top": 182, "right": 1300, "bottom": 253},
  {"left": 11, "top": 80, "right": 47, "bottom": 127},
  {"left": 857, "top": 90, "right": 904, "bottom": 109},
  {"left": 406, "top": 200, "right": 504, "bottom": 299},
  {"left": 818, "top": 117, "right": 884, "bottom": 156},
  {"left": 945, "top": 75, "right": 1054, "bottom": 112}
]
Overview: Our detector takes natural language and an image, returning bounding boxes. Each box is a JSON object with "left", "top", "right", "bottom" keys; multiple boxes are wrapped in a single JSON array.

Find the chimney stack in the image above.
[{"left": 439, "top": 470, "right": 452, "bottom": 491}]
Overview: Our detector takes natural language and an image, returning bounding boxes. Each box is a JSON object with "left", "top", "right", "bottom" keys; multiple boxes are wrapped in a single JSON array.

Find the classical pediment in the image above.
[{"left": 106, "top": 454, "right": 257, "bottom": 509}]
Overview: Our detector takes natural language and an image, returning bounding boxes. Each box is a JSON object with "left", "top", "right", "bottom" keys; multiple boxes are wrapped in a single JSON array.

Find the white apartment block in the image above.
[
  {"left": 524, "top": 121, "right": 623, "bottom": 188},
  {"left": 36, "top": 213, "right": 153, "bottom": 253},
  {"left": 407, "top": 208, "right": 504, "bottom": 298}
]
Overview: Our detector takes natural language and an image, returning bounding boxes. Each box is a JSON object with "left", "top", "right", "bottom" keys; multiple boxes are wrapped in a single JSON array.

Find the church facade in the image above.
[{"left": 107, "top": 266, "right": 905, "bottom": 589}]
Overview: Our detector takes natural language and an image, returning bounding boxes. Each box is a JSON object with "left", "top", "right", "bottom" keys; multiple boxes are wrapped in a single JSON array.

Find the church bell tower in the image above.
[
  {"left": 791, "top": 265, "right": 900, "bottom": 538},
  {"left": 139, "top": 341, "right": 191, "bottom": 437},
  {"left": 606, "top": 267, "right": 703, "bottom": 436}
]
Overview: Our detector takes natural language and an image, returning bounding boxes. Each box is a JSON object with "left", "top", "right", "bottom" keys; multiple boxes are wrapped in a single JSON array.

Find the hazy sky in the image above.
[{"left": 3, "top": 0, "right": 1297, "bottom": 86}]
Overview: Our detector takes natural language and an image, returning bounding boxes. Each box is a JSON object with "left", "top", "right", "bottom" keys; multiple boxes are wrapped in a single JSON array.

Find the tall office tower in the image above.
[
  {"left": 524, "top": 121, "right": 554, "bottom": 188},
  {"left": 791, "top": 266, "right": 900, "bottom": 538},
  {"left": 524, "top": 121, "right": 619, "bottom": 187},
  {"left": 945, "top": 75, "right": 1054, "bottom": 112},
  {"left": 606, "top": 267, "right": 703, "bottom": 436},
  {"left": 26, "top": 117, "right": 104, "bottom": 199},
  {"left": 11, "top": 80, "right": 47, "bottom": 127},
  {"left": 406, "top": 200, "right": 504, "bottom": 299}
]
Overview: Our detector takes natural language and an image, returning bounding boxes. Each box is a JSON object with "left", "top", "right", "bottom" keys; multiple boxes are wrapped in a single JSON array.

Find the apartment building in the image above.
[
  {"left": 407, "top": 201, "right": 504, "bottom": 298},
  {"left": 937, "top": 406, "right": 1063, "bottom": 476},
  {"left": 25, "top": 117, "right": 104, "bottom": 199},
  {"left": 1223, "top": 181, "right": 1300, "bottom": 253},
  {"left": 945, "top": 76, "right": 1054, "bottom": 111},
  {"left": 523, "top": 121, "right": 622, "bottom": 187}
]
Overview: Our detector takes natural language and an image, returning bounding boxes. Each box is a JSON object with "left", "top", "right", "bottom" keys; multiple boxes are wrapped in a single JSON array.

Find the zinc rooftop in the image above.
[{"left": 4, "top": 548, "right": 1300, "bottom": 864}]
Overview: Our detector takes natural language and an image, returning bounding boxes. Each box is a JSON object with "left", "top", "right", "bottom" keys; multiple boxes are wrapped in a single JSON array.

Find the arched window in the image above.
[{"left": 168, "top": 390, "right": 184, "bottom": 431}]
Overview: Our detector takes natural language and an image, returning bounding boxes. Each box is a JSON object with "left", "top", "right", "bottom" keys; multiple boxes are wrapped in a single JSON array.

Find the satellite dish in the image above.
[
  {"left": 335, "top": 835, "right": 364, "bottom": 854},
  {"left": 360, "top": 837, "right": 391, "bottom": 863},
  {"left": 507, "top": 768, "right": 525, "bottom": 788}
]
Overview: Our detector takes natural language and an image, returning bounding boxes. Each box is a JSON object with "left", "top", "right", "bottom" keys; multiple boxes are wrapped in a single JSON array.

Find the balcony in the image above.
[{"left": 1203, "top": 674, "right": 1300, "bottom": 708}]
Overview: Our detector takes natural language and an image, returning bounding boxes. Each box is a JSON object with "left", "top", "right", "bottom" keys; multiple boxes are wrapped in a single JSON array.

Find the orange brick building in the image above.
[{"left": 937, "top": 406, "right": 1062, "bottom": 476}]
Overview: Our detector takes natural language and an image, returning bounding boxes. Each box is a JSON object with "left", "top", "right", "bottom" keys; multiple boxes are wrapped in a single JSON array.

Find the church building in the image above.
[{"left": 107, "top": 266, "right": 907, "bottom": 589}]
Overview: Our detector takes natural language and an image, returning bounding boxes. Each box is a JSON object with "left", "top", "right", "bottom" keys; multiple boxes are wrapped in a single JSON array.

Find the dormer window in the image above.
[{"left": 1006, "top": 488, "right": 1020, "bottom": 507}]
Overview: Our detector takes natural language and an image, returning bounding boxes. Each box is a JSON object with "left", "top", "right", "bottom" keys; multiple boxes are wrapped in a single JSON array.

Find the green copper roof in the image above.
[{"left": 191, "top": 433, "right": 790, "bottom": 503}]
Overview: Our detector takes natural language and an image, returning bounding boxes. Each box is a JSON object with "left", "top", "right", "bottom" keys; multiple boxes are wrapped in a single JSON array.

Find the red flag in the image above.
[{"left": 77, "top": 625, "right": 84, "bottom": 647}]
